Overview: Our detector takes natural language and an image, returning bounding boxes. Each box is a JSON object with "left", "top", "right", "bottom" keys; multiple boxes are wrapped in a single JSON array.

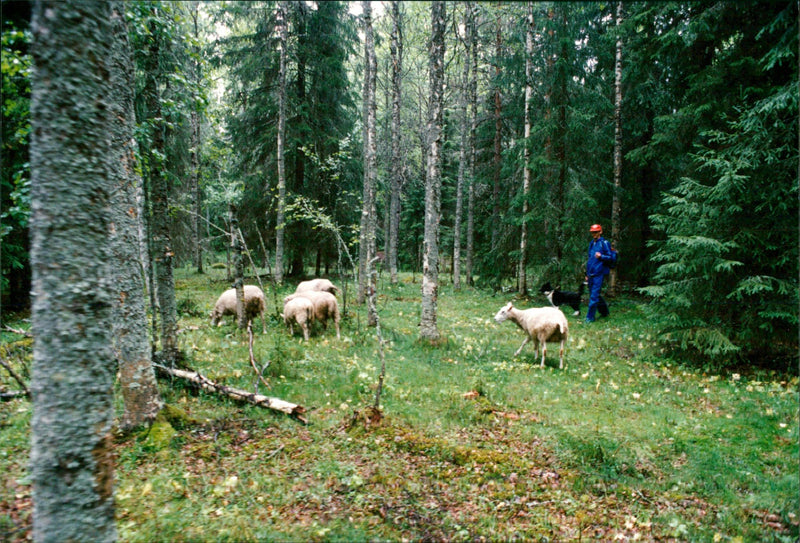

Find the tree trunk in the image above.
[
  {"left": 274, "top": 1, "right": 288, "bottom": 285},
  {"left": 190, "top": 2, "right": 203, "bottom": 275},
  {"left": 358, "top": 1, "right": 378, "bottom": 323},
  {"left": 491, "top": 15, "right": 502, "bottom": 253},
  {"left": 388, "top": 0, "right": 403, "bottom": 285},
  {"left": 230, "top": 204, "right": 246, "bottom": 329},
  {"left": 466, "top": 2, "right": 478, "bottom": 287},
  {"left": 519, "top": 3, "right": 534, "bottom": 296},
  {"left": 145, "top": 4, "right": 179, "bottom": 364},
  {"left": 454, "top": 4, "right": 470, "bottom": 292},
  {"left": 109, "top": 2, "right": 162, "bottom": 431},
  {"left": 30, "top": 2, "right": 117, "bottom": 539},
  {"left": 610, "top": 0, "right": 624, "bottom": 296},
  {"left": 420, "top": 1, "right": 446, "bottom": 342}
]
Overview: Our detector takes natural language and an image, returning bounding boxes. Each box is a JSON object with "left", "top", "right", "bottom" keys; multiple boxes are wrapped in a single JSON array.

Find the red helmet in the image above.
[{"left": 589, "top": 224, "right": 603, "bottom": 233}]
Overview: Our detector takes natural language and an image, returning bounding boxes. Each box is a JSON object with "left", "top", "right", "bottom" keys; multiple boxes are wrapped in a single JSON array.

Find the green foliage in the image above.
[
  {"left": 1, "top": 25, "right": 32, "bottom": 304},
  {"left": 642, "top": 3, "right": 798, "bottom": 369}
]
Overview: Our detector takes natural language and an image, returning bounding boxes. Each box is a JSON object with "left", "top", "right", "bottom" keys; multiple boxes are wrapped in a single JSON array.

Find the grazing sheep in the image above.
[
  {"left": 494, "top": 302, "right": 568, "bottom": 369},
  {"left": 283, "top": 291, "right": 340, "bottom": 339},
  {"left": 295, "top": 278, "right": 339, "bottom": 296},
  {"left": 210, "top": 285, "right": 266, "bottom": 333},
  {"left": 282, "top": 296, "right": 314, "bottom": 341}
]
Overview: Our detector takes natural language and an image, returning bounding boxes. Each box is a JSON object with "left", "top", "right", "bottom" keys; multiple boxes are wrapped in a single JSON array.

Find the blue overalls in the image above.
[{"left": 585, "top": 236, "right": 612, "bottom": 322}]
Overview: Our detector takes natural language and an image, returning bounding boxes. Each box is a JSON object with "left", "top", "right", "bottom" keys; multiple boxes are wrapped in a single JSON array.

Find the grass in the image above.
[{"left": 1, "top": 265, "right": 797, "bottom": 542}]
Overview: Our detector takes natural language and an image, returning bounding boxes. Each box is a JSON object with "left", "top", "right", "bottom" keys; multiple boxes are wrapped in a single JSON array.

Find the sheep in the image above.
[
  {"left": 282, "top": 296, "right": 314, "bottom": 341},
  {"left": 283, "top": 291, "right": 340, "bottom": 339},
  {"left": 294, "top": 278, "right": 339, "bottom": 296},
  {"left": 210, "top": 285, "right": 266, "bottom": 333},
  {"left": 494, "top": 302, "right": 569, "bottom": 369}
]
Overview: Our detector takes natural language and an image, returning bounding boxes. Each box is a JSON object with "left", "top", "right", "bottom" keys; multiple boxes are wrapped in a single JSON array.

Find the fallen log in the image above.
[{"left": 154, "top": 364, "right": 307, "bottom": 424}]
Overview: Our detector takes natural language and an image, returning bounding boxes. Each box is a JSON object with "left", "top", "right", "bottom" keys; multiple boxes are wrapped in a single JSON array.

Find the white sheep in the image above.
[
  {"left": 282, "top": 296, "right": 314, "bottom": 341},
  {"left": 295, "top": 278, "right": 339, "bottom": 296},
  {"left": 494, "top": 302, "right": 569, "bottom": 369},
  {"left": 283, "top": 291, "right": 340, "bottom": 339},
  {"left": 210, "top": 285, "right": 266, "bottom": 333}
]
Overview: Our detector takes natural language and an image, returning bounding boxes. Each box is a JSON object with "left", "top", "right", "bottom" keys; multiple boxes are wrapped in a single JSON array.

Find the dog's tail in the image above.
[{"left": 578, "top": 281, "right": 586, "bottom": 298}]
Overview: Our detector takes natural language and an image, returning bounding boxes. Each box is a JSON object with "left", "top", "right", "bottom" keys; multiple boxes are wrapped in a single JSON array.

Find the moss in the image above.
[
  {"left": 143, "top": 417, "right": 177, "bottom": 451},
  {"left": 158, "top": 403, "right": 198, "bottom": 430}
]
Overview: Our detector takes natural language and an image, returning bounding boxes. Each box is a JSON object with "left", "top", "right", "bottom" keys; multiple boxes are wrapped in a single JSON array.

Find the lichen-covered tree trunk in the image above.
[
  {"left": 388, "top": 0, "right": 403, "bottom": 286},
  {"left": 610, "top": 0, "right": 624, "bottom": 296},
  {"left": 144, "top": 5, "right": 179, "bottom": 364},
  {"left": 29, "top": 1, "right": 117, "bottom": 539},
  {"left": 518, "top": 3, "right": 534, "bottom": 296},
  {"left": 491, "top": 16, "right": 503, "bottom": 254},
  {"left": 108, "top": 2, "right": 162, "bottom": 431},
  {"left": 420, "top": 1, "right": 446, "bottom": 342},
  {"left": 230, "top": 204, "right": 246, "bottom": 329},
  {"left": 274, "top": 1, "right": 288, "bottom": 285}
]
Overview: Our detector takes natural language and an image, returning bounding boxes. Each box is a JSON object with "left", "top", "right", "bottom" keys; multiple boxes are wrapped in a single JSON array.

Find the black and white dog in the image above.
[{"left": 539, "top": 281, "right": 586, "bottom": 316}]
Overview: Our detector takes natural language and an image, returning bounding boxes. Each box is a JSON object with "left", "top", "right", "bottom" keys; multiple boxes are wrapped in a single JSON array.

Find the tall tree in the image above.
[
  {"left": 358, "top": 0, "right": 378, "bottom": 324},
  {"left": 189, "top": 1, "right": 204, "bottom": 275},
  {"left": 388, "top": 0, "right": 403, "bottom": 285},
  {"left": 465, "top": 1, "right": 478, "bottom": 287},
  {"left": 453, "top": 3, "right": 470, "bottom": 291},
  {"left": 109, "top": 1, "right": 162, "bottom": 430},
  {"left": 490, "top": 13, "right": 503, "bottom": 253},
  {"left": 420, "top": 1, "right": 446, "bottom": 342},
  {"left": 275, "top": 1, "right": 288, "bottom": 285},
  {"left": 609, "top": 0, "right": 623, "bottom": 295},
  {"left": 29, "top": 1, "right": 117, "bottom": 538},
  {"left": 142, "top": 3, "right": 180, "bottom": 364},
  {"left": 517, "top": 2, "right": 534, "bottom": 296}
]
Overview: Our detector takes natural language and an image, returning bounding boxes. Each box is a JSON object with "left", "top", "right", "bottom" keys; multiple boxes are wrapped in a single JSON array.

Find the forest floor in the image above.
[{"left": 1, "top": 267, "right": 797, "bottom": 542}]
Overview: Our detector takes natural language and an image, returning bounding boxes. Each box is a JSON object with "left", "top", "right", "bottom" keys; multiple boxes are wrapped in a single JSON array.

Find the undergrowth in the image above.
[{"left": 0, "top": 266, "right": 797, "bottom": 541}]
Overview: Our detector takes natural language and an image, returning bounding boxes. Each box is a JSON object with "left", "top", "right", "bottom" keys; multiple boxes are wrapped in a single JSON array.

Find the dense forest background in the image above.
[{"left": 2, "top": 0, "right": 797, "bottom": 369}]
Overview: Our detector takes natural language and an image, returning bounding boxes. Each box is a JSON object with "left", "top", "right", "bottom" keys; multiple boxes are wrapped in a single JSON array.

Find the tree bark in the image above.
[
  {"left": 30, "top": 2, "right": 117, "bottom": 539},
  {"left": 518, "top": 3, "right": 534, "bottom": 296},
  {"left": 359, "top": 1, "right": 378, "bottom": 325},
  {"left": 465, "top": 2, "right": 478, "bottom": 287},
  {"left": 420, "top": 1, "right": 446, "bottom": 342},
  {"left": 610, "top": 0, "right": 624, "bottom": 296},
  {"left": 190, "top": 2, "right": 204, "bottom": 275},
  {"left": 144, "top": 4, "right": 179, "bottom": 364},
  {"left": 230, "top": 204, "right": 246, "bottom": 329},
  {"left": 108, "top": 2, "right": 163, "bottom": 431},
  {"left": 274, "top": 1, "right": 288, "bottom": 285},
  {"left": 388, "top": 0, "right": 403, "bottom": 285},
  {"left": 454, "top": 4, "right": 470, "bottom": 292},
  {"left": 491, "top": 15, "right": 503, "bottom": 253}
]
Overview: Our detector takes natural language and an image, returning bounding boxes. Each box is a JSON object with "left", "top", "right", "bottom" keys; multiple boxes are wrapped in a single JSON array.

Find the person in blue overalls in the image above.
[{"left": 585, "top": 223, "right": 612, "bottom": 323}]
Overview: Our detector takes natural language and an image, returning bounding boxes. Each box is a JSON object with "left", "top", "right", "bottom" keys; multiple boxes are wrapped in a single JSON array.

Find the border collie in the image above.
[{"left": 539, "top": 281, "right": 586, "bottom": 316}]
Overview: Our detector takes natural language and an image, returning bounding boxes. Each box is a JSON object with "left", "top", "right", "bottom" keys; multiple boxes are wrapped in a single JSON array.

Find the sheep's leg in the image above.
[
  {"left": 514, "top": 336, "right": 529, "bottom": 357},
  {"left": 559, "top": 338, "right": 565, "bottom": 369},
  {"left": 302, "top": 323, "right": 309, "bottom": 341},
  {"left": 540, "top": 341, "right": 547, "bottom": 368}
]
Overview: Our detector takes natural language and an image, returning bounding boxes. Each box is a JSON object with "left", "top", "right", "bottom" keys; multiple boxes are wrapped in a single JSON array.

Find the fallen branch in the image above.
[
  {"left": 154, "top": 363, "right": 306, "bottom": 424},
  {"left": 0, "top": 356, "right": 30, "bottom": 398},
  {"left": 3, "top": 325, "right": 32, "bottom": 338}
]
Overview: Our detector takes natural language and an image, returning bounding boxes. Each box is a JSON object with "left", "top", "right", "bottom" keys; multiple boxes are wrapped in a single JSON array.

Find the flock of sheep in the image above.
[
  {"left": 209, "top": 279, "right": 570, "bottom": 368},
  {"left": 209, "top": 278, "right": 340, "bottom": 342}
]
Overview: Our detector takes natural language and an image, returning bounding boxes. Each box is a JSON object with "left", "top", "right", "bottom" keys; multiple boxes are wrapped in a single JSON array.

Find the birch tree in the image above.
[
  {"left": 275, "top": 1, "right": 288, "bottom": 285},
  {"left": 518, "top": 2, "right": 534, "bottom": 296},
  {"left": 420, "top": 1, "right": 446, "bottom": 342},
  {"left": 609, "top": 0, "right": 623, "bottom": 296},
  {"left": 453, "top": 3, "right": 470, "bottom": 291},
  {"left": 30, "top": 1, "right": 117, "bottom": 538},
  {"left": 358, "top": 0, "right": 378, "bottom": 325},
  {"left": 388, "top": 0, "right": 403, "bottom": 286},
  {"left": 109, "top": 1, "right": 163, "bottom": 430}
]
